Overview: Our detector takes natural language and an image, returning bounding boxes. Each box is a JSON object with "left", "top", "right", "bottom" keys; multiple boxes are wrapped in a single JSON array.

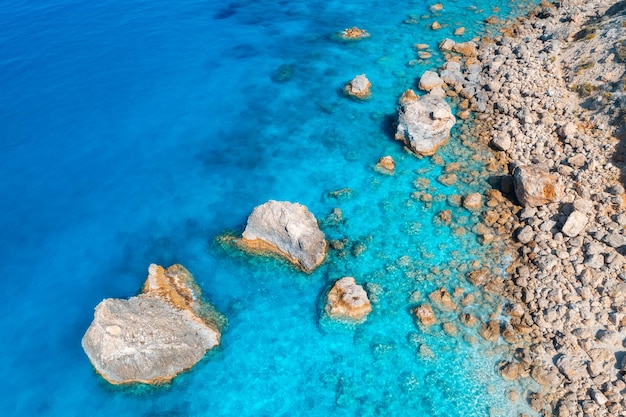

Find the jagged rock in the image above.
[
  {"left": 325, "top": 277, "right": 372, "bottom": 322},
  {"left": 337, "top": 27, "right": 370, "bottom": 40},
  {"left": 418, "top": 71, "right": 443, "bottom": 91},
  {"left": 561, "top": 210, "right": 588, "bottom": 237},
  {"left": 375, "top": 155, "right": 395, "bottom": 174},
  {"left": 439, "top": 38, "right": 455, "bottom": 51},
  {"left": 344, "top": 74, "right": 372, "bottom": 99},
  {"left": 395, "top": 91, "right": 456, "bottom": 156},
  {"left": 82, "top": 264, "right": 225, "bottom": 385},
  {"left": 413, "top": 304, "right": 437, "bottom": 326},
  {"left": 239, "top": 200, "right": 327, "bottom": 272},
  {"left": 513, "top": 165, "right": 562, "bottom": 207},
  {"left": 556, "top": 354, "right": 588, "bottom": 381}
]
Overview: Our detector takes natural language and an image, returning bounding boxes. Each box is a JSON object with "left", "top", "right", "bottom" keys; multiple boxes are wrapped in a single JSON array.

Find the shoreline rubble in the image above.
[{"left": 432, "top": 0, "right": 626, "bottom": 414}]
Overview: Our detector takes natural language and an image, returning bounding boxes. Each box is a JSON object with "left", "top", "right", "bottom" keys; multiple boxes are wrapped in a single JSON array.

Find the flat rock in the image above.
[
  {"left": 513, "top": 165, "right": 562, "bottom": 207},
  {"left": 82, "top": 264, "right": 225, "bottom": 385},
  {"left": 239, "top": 200, "right": 328, "bottom": 272},
  {"left": 344, "top": 74, "right": 372, "bottom": 99},
  {"left": 395, "top": 92, "right": 456, "bottom": 156},
  {"left": 337, "top": 27, "right": 370, "bottom": 40},
  {"left": 325, "top": 277, "right": 372, "bottom": 322}
]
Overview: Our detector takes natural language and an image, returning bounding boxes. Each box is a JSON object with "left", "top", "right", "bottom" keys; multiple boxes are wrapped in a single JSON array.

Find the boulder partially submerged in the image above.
[
  {"left": 395, "top": 90, "right": 456, "bottom": 156},
  {"left": 325, "top": 277, "right": 372, "bottom": 322},
  {"left": 344, "top": 74, "right": 372, "bottom": 100},
  {"left": 238, "top": 200, "right": 327, "bottom": 273},
  {"left": 337, "top": 26, "right": 370, "bottom": 40},
  {"left": 82, "top": 264, "right": 225, "bottom": 385}
]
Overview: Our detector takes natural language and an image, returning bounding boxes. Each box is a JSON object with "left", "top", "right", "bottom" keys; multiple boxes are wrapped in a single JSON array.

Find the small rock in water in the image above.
[
  {"left": 344, "top": 74, "right": 372, "bottom": 100},
  {"left": 462, "top": 193, "right": 482, "bottom": 211},
  {"left": 337, "top": 27, "right": 370, "bottom": 40},
  {"left": 375, "top": 155, "right": 395, "bottom": 174},
  {"left": 418, "top": 71, "right": 443, "bottom": 91},
  {"left": 454, "top": 27, "right": 465, "bottom": 36},
  {"left": 413, "top": 304, "right": 437, "bottom": 326},
  {"left": 431, "top": 22, "right": 442, "bottom": 30},
  {"left": 325, "top": 277, "right": 372, "bottom": 322},
  {"left": 395, "top": 91, "right": 456, "bottom": 156}
]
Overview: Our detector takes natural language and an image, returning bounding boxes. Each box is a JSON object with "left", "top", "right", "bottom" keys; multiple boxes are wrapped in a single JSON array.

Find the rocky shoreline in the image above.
[{"left": 443, "top": 0, "right": 626, "bottom": 415}]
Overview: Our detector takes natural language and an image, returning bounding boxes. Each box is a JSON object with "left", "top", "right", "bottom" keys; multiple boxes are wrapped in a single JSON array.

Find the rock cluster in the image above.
[
  {"left": 395, "top": 90, "right": 456, "bottom": 156},
  {"left": 238, "top": 200, "right": 328, "bottom": 273},
  {"left": 82, "top": 264, "right": 225, "bottom": 385},
  {"left": 436, "top": 0, "right": 626, "bottom": 414},
  {"left": 325, "top": 277, "right": 372, "bottom": 322}
]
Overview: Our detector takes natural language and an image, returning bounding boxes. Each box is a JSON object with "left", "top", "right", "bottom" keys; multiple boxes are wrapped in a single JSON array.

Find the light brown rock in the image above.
[
  {"left": 513, "top": 165, "right": 562, "bottom": 207},
  {"left": 413, "top": 304, "right": 437, "bottom": 326},
  {"left": 344, "top": 74, "right": 372, "bottom": 99},
  {"left": 325, "top": 277, "right": 372, "bottom": 322},
  {"left": 239, "top": 200, "right": 327, "bottom": 272}
]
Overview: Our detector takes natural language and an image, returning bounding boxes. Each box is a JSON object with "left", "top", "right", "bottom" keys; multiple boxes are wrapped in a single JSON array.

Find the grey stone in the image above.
[
  {"left": 562, "top": 210, "right": 588, "bottom": 237},
  {"left": 241, "top": 200, "right": 328, "bottom": 272}
]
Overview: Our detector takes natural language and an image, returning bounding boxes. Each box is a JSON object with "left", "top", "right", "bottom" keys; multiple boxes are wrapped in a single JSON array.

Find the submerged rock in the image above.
[
  {"left": 325, "top": 277, "right": 372, "bottom": 322},
  {"left": 395, "top": 91, "right": 456, "bottom": 156},
  {"left": 344, "top": 74, "right": 372, "bottom": 100},
  {"left": 82, "top": 264, "right": 225, "bottom": 385},
  {"left": 513, "top": 165, "right": 562, "bottom": 207},
  {"left": 238, "top": 200, "right": 327, "bottom": 273}
]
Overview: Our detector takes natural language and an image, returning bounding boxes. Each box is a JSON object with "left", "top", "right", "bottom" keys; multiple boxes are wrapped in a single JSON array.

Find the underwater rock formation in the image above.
[
  {"left": 395, "top": 91, "right": 455, "bottom": 156},
  {"left": 238, "top": 200, "right": 327, "bottom": 273},
  {"left": 375, "top": 155, "right": 395, "bottom": 174},
  {"left": 325, "top": 277, "right": 372, "bottom": 322},
  {"left": 82, "top": 264, "right": 225, "bottom": 385},
  {"left": 344, "top": 74, "right": 372, "bottom": 99},
  {"left": 513, "top": 165, "right": 562, "bottom": 207}
]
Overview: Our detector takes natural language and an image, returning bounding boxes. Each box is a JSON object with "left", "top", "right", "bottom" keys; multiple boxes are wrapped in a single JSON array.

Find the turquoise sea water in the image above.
[{"left": 0, "top": 1, "right": 538, "bottom": 416}]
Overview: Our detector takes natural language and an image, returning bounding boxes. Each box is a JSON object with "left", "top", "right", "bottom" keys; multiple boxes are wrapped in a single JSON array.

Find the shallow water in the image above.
[{"left": 0, "top": 0, "right": 538, "bottom": 416}]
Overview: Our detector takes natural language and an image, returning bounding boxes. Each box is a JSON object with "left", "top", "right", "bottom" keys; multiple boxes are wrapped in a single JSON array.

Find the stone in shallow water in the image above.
[
  {"left": 395, "top": 91, "right": 456, "bottom": 156},
  {"left": 238, "top": 200, "right": 327, "bottom": 273},
  {"left": 413, "top": 304, "right": 437, "bottom": 326},
  {"left": 325, "top": 277, "right": 372, "bottom": 322},
  {"left": 337, "top": 27, "right": 370, "bottom": 40},
  {"left": 344, "top": 74, "right": 372, "bottom": 100},
  {"left": 82, "top": 264, "right": 225, "bottom": 385}
]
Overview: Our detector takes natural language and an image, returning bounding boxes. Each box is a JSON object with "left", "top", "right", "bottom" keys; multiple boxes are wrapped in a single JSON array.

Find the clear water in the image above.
[{"left": 0, "top": 1, "right": 538, "bottom": 416}]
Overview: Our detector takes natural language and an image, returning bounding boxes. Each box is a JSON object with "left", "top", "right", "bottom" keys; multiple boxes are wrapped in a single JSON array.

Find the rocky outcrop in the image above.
[
  {"left": 344, "top": 74, "right": 372, "bottom": 100},
  {"left": 325, "top": 277, "right": 372, "bottom": 322},
  {"left": 413, "top": 304, "right": 436, "bottom": 326},
  {"left": 395, "top": 91, "right": 456, "bottom": 156},
  {"left": 418, "top": 71, "right": 443, "bottom": 91},
  {"left": 513, "top": 165, "right": 562, "bottom": 207},
  {"left": 337, "top": 27, "right": 370, "bottom": 40},
  {"left": 82, "top": 264, "right": 225, "bottom": 385},
  {"left": 375, "top": 155, "right": 395, "bottom": 174},
  {"left": 238, "top": 200, "right": 327, "bottom": 273}
]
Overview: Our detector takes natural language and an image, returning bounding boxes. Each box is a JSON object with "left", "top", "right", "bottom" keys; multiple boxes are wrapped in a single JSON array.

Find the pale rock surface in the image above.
[
  {"left": 418, "top": 71, "right": 443, "bottom": 91},
  {"left": 561, "top": 210, "right": 588, "bottom": 237},
  {"left": 240, "top": 200, "right": 328, "bottom": 272},
  {"left": 413, "top": 304, "right": 437, "bottom": 326},
  {"left": 325, "top": 277, "right": 372, "bottom": 322},
  {"left": 344, "top": 74, "right": 372, "bottom": 99},
  {"left": 513, "top": 165, "right": 562, "bottom": 207},
  {"left": 82, "top": 264, "right": 224, "bottom": 385},
  {"left": 395, "top": 91, "right": 456, "bottom": 156},
  {"left": 375, "top": 155, "right": 395, "bottom": 174}
]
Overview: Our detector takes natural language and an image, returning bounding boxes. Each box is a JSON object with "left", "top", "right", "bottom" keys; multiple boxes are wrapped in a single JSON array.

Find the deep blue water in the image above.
[{"left": 0, "top": 1, "right": 538, "bottom": 416}]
